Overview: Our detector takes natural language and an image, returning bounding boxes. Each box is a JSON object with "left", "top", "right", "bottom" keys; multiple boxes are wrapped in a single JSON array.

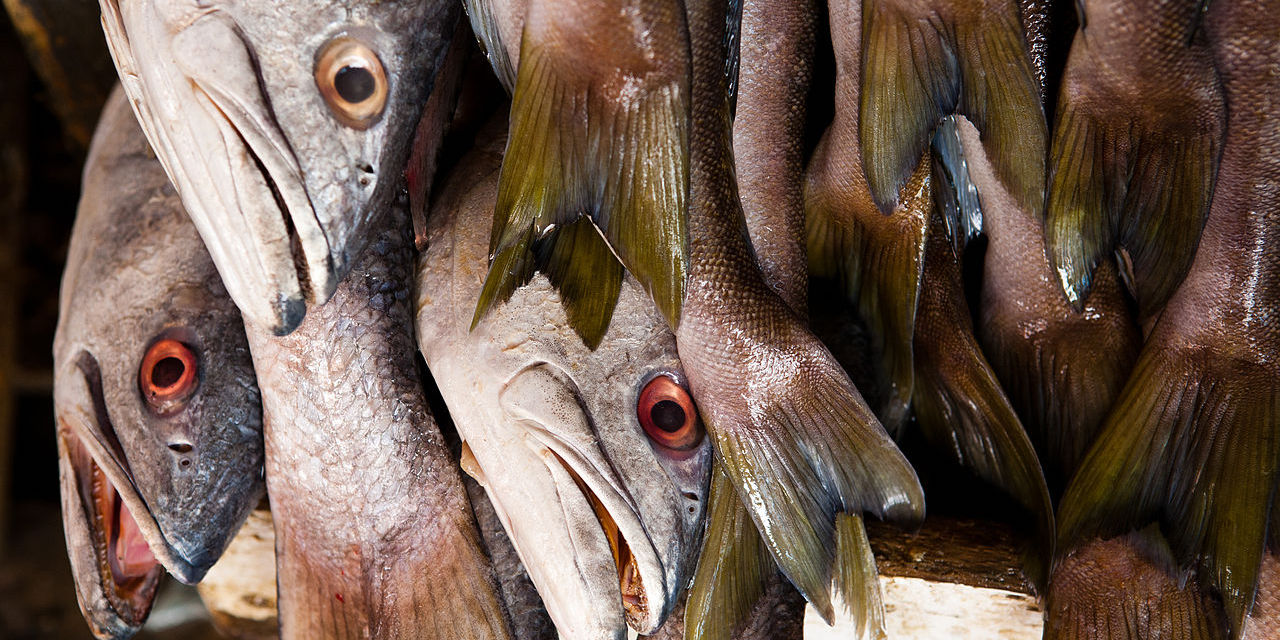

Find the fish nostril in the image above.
[
  {"left": 168, "top": 442, "right": 193, "bottom": 454},
  {"left": 682, "top": 492, "right": 698, "bottom": 501},
  {"left": 180, "top": 459, "right": 192, "bottom": 468}
]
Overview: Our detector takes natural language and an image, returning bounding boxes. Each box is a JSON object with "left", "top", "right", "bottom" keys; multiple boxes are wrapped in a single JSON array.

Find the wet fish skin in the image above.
[
  {"left": 1045, "top": 0, "right": 1224, "bottom": 317},
  {"left": 1054, "top": 2, "right": 1280, "bottom": 636},
  {"left": 54, "top": 88, "right": 263, "bottom": 638},
  {"left": 678, "top": 0, "right": 923, "bottom": 621},
  {"left": 98, "top": 0, "right": 459, "bottom": 334},
  {"left": 419, "top": 116, "right": 711, "bottom": 639},
  {"left": 733, "top": 0, "right": 816, "bottom": 316},
  {"left": 246, "top": 199, "right": 511, "bottom": 640}
]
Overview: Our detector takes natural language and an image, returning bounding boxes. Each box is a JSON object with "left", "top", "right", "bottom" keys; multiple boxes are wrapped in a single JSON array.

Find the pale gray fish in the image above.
[
  {"left": 417, "top": 117, "right": 712, "bottom": 640},
  {"left": 98, "top": 0, "right": 459, "bottom": 334},
  {"left": 245, "top": 193, "right": 511, "bottom": 639},
  {"left": 54, "top": 88, "right": 263, "bottom": 639}
]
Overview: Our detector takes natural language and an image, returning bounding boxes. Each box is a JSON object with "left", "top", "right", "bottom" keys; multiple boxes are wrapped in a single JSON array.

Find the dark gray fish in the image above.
[
  {"left": 54, "top": 88, "right": 264, "bottom": 638},
  {"left": 1054, "top": 2, "right": 1280, "bottom": 637},
  {"left": 419, "top": 117, "right": 711, "bottom": 639},
  {"left": 245, "top": 194, "right": 511, "bottom": 639},
  {"left": 98, "top": 0, "right": 459, "bottom": 334}
]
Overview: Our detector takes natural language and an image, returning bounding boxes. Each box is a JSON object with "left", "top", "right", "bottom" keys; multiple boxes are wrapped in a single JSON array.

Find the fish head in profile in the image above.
[
  {"left": 417, "top": 125, "right": 713, "bottom": 639},
  {"left": 54, "top": 89, "right": 264, "bottom": 638},
  {"left": 98, "top": 0, "right": 459, "bottom": 334}
]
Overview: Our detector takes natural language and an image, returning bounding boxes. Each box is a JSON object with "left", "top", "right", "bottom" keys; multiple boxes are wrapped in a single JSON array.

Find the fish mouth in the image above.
[
  {"left": 60, "top": 426, "right": 164, "bottom": 626},
  {"left": 553, "top": 452, "right": 650, "bottom": 629},
  {"left": 57, "top": 353, "right": 203, "bottom": 584}
]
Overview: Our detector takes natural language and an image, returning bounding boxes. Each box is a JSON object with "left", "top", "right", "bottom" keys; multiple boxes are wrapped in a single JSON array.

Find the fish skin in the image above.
[
  {"left": 472, "top": 0, "right": 692, "bottom": 347},
  {"left": 678, "top": 0, "right": 923, "bottom": 621},
  {"left": 957, "top": 112, "right": 1139, "bottom": 493},
  {"left": 246, "top": 199, "right": 511, "bottom": 640},
  {"left": 54, "top": 88, "right": 264, "bottom": 638},
  {"left": 97, "top": 0, "right": 459, "bottom": 334},
  {"left": 1055, "top": 3, "right": 1280, "bottom": 636},
  {"left": 1044, "top": 0, "right": 1224, "bottom": 317},
  {"left": 418, "top": 116, "right": 711, "bottom": 639},
  {"left": 733, "top": 0, "right": 816, "bottom": 316}
]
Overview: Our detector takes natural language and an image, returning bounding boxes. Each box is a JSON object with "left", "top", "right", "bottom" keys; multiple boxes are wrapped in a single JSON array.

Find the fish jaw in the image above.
[
  {"left": 451, "top": 363, "right": 681, "bottom": 638},
  {"left": 55, "top": 358, "right": 210, "bottom": 586},
  {"left": 100, "top": 0, "right": 456, "bottom": 334}
]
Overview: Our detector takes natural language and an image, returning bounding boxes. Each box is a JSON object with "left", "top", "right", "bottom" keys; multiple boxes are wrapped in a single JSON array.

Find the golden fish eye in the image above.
[{"left": 315, "top": 37, "right": 388, "bottom": 130}]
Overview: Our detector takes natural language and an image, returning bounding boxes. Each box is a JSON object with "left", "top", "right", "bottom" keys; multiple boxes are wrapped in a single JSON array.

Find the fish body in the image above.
[
  {"left": 1054, "top": 2, "right": 1280, "bottom": 636},
  {"left": 246, "top": 197, "right": 510, "bottom": 639},
  {"left": 678, "top": 0, "right": 922, "bottom": 623},
  {"left": 418, "top": 118, "right": 712, "bottom": 639},
  {"left": 98, "top": 0, "right": 459, "bottom": 334},
  {"left": 1045, "top": 0, "right": 1224, "bottom": 317},
  {"left": 54, "top": 88, "right": 264, "bottom": 638}
]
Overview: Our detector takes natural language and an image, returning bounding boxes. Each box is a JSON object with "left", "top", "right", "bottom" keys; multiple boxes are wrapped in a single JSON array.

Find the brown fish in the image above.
[{"left": 1054, "top": 2, "right": 1280, "bottom": 636}]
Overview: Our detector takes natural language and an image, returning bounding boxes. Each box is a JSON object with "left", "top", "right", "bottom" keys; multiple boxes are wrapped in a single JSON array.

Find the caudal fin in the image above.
[
  {"left": 860, "top": 0, "right": 1044, "bottom": 215},
  {"left": 1057, "top": 343, "right": 1280, "bottom": 637}
]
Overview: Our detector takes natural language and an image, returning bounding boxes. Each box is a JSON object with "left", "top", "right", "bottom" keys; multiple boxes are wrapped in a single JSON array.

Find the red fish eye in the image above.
[
  {"left": 139, "top": 339, "right": 198, "bottom": 410},
  {"left": 637, "top": 375, "right": 702, "bottom": 451}
]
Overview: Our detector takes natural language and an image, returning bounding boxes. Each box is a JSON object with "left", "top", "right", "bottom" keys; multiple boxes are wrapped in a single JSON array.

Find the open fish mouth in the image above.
[
  {"left": 60, "top": 427, "right": 164, "bottom": 625},
  {"left": 552, "top": 452, "right": 651, "bottom": 629}
]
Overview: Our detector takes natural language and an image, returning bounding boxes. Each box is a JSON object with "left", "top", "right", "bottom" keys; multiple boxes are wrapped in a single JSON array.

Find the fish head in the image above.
[
  {"left": 483, "top": 319, "right": 713, "bottom": 637},
  {"left": 100, "top": 0, "right": 458, "bottom": 333},
  {"left": 417, "top": 127, "right": 713, "bottom": 637},
  {"left": 54, "top": 88, "right": 265, "bottom": 637}
]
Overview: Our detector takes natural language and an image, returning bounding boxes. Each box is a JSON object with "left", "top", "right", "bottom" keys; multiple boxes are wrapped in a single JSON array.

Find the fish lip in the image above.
[
  {"left": 60, "top": 352, "right": 205, "bottom": 584},
  {"left": 520, "top": 424, "right": 671, "bottom": 635}
]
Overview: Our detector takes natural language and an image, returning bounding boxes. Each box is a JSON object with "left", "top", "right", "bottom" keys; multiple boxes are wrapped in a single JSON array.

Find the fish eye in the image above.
[
  {"left": 637, "top": 375, "right": 702, "bottom": 451},
  {"left": 315, "top": 37, "right": 388, "bottom": 130},
  {"left": 139, "top": 339, "right": 198, "bottom": 412}
]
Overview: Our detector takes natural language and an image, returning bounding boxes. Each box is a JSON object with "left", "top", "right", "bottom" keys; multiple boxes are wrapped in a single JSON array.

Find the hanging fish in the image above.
[
  {"left": 97, "top": 0, "right": 460, "bottom": 334},
  {"left": 470, "top": 0, "right": 691, "bottom": 349},
  {"left": 1044, "top": 0, "right": 1223, "bottom": 318},
  {"left": 418, "top": 116, "right": 712, "bottom": 639},
  {"left": 1053, "top": 1, "right": 1280, "bottom": 637},
  {"left": 676, "top": 0, "right": 924, "bottom": 624},
  {"left": 858, "top": 0, "right": 1046, "bottom": 217},
  {"left": 245, "top": 193, "right": 511, "bottom": 638},
  {"left": 54, "top": 88, "right": 264, "bottom": 639}
]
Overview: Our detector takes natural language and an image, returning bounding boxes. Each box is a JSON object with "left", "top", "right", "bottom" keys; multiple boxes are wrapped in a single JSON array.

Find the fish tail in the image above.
[
  {"left": 912, "top": 208, "right": 1054, "bottom": 586},
  {"left": 685, "top": 466, "right": 776, "bottom": 640},
  {"left": 859, "top": 0, "right": 1044, "bottom": 215},
  {"left": 536, "top": 218, "right": 623, "bottom": 350},
  {"left": 1045, "top": 528, "right": 1227, "bottom": 640},
  {"left": 1057, "top": 344, "right": 1280, "bottom": 638},
  {"left": 832, "top": 512, "right": 887, "bottom": 639},
  {"left": 982, "top": 260, "right": 1139, "bottom": 492},
  {"left": 1045, "top": 71, "right": 1223, "bottom": 316},
  {"left": 474, "top": 34, "right": 690, "bottom": 337},
  {"left": 803, "top": 151, "right": 931, "bottom": 433},
  {"left": 702, "top": 351, "right": 925, "bottom": 622}
]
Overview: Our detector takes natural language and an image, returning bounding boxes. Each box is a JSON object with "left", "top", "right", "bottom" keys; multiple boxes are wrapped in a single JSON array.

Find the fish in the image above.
[
  {"left": 732, "top": 0, "right": 817, "bottom": 315},
  {"left": 97, "top": 0, "right": 460, "bottom": 334},
  {"left": 244, "top": 191, "right": 511, "bottom": 638},
  {"left": 858, "top": 0, "right": 1046, "bottom": 217},
  {"left": 470, "top": 0, "right": 692, "bottom": 349},
  {"left": 1044, "top": 0, "right": 1224, "bottom": 318},
  {"left": 677, "top": 0, "right": 923, "bottom": 624},
  {"left": 417, "top": 115, "right": 712, "bottom": 639},
  {"left": 53, "top": 87, "right": 264, "bottom": 639},
  {"left": 956, "top": 110, "right": 1139, "bottom": 493},
  {"left": 1053, "top": 1, "right": 1280, "bottom": 637}
]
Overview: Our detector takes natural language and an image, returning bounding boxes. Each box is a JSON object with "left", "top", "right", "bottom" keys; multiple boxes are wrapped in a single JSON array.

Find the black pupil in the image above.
[
  {"left": 650, "top": 400, "right": 686, "bottom": 433},
  {"left": 334, "top": 66, "right": 375, "bottom": 104},
  {"left": 151, "top": 357, "right": 185, "bottom": 389}
]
